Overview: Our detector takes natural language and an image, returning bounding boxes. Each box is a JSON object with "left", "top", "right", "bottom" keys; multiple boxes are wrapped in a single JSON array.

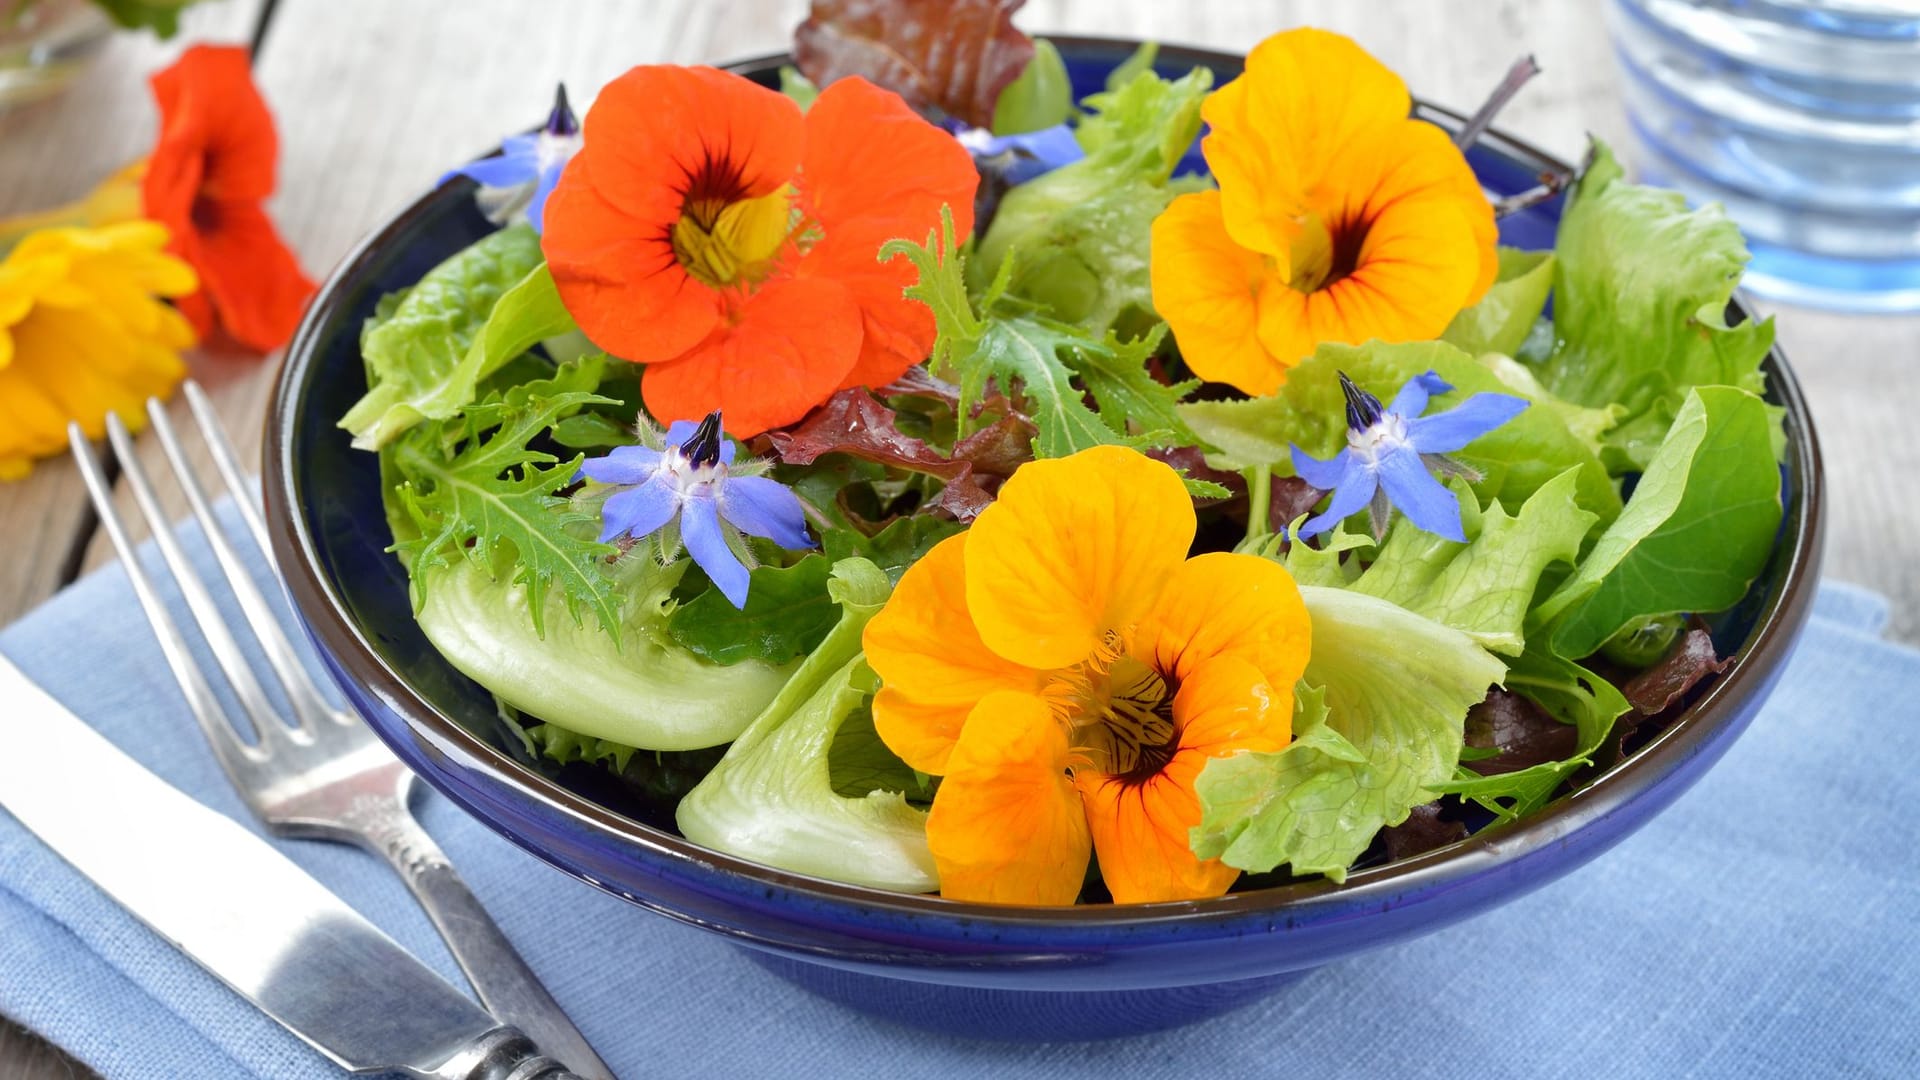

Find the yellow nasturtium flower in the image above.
[
  {"left": 0, "top": 221, "right": 197, "bottom": 479},
  {"left": 1150, "top": 28, "right": 1498, "bottom": 395},
  {"left": 863, "top": 446, "right": 1313, "bottom": 905}
]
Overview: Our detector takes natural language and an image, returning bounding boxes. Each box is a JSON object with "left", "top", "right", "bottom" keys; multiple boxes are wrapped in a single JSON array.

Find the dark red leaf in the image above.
[
  {"left": 951, "top": 415, "right": 1035, "bottom": 478},
  {"left": 1622, "top": 627, "right": 1729, "bottom": 716},
  {"left": 1464, "top": 688, "right": 1579, "bottom": 775},
  {"left": 1381, "top": 802, "right": 1469, "bottom": 861},
  {"left": 793, "top": 0, "right": 1035, "bottom": 128},
  {"left": 768, "top": 388, "right": 1015, "bottom": 522}
]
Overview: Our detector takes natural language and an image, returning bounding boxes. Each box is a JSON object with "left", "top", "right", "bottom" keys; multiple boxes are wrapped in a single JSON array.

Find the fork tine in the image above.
[
  {"left": 102, "top": 411, "right": 302, "bottom": 748},
  {"left": 147, "top": 395, "right": 335, "bottom": 732},
  {"left": 185, "top": 380, "right": 272, "bottom": 559},
  {"left": 68, "top": 422, "right": 264, "bottom": 775}
]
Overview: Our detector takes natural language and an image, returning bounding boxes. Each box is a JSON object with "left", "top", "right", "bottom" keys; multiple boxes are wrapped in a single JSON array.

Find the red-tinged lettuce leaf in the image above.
[
  {"left": 1463, "top": 687, "right": 1579, "bottom": 775},
  {"left": 1622, "top": 626, "right": 1728, "bottom": 715},
  {"left": 1380, "top": 802, "right": 1469, "bottom": 862},
  {"left": 768, "top": 388, "right": 1028, "bottom": 521},
  {"left": 793, "top": 0, "right": 1035, "bottom": 128}
]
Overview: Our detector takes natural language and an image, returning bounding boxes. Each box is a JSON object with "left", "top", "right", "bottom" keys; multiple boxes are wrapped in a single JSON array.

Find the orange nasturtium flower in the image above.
[
  {"left": 541, "top": 66, "right": 978, "bottom": 438},
  {"left": 0, "top": 223, "right": 197, "bottom": 479},
  {"left": 1150, "top": 28, "right": 1498, "bottom": 396},
  {"left": 143, "top": 45, "right": 315, "bottom": 353},
  {"left": 863, "top": 447, "right": 1313, "bottom": 905}
]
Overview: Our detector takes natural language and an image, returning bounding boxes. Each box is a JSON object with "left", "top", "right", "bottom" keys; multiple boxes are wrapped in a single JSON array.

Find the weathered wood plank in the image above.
[{"left": 0, "top": 0, "right": 265, "bottom": 627}]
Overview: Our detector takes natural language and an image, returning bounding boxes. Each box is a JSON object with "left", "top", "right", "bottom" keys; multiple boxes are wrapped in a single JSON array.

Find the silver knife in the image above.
[{"left": 0, "top": 653, "right": 586, "bottom": 1080}]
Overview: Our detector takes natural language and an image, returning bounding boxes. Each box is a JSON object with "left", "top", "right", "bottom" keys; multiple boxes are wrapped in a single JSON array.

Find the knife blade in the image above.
[{"left": 0, "top": 653, "right": 583, "bottom": 1080}]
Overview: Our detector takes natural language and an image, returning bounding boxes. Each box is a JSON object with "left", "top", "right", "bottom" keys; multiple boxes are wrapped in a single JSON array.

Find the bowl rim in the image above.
[{"left": 266, "top": 35, "right": 1826, "bottom": 931}]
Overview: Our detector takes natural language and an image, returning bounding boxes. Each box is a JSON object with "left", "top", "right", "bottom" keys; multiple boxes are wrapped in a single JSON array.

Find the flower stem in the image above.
[{"left": 1244, "top": 463, "right": 1272, "bottom": 543}]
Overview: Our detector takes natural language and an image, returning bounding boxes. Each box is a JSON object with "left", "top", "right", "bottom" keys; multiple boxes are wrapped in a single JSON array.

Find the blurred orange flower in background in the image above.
[
  {"left": 541, "top": 65, "right": 977, "bottom": 437},
  {"left": 143, "top": 44, "right": 314, "bottom": 353},
  {"left": 1151, "top": 28, "right": 1497, "bottom": 396}
]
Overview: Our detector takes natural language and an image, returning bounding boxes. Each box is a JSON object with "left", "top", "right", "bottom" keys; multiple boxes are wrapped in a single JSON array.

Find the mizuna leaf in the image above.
[
  {"left": 391, "top": 358, "right": 622, "bottom": 639},
  {"left": 793, "top": 0, "right": 1035, "bottom": 129},
  {"left": 881, "top": 207, "right": 1195, "bottom": 459}
]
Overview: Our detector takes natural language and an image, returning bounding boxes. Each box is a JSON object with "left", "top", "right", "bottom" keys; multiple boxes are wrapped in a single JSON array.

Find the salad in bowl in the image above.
[{"left": 270, "top": 6, "right": 1818, "bottom": 1038}]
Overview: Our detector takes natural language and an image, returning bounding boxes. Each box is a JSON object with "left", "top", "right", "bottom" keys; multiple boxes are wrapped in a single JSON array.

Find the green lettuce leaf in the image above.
[
  {"left": 991, "top": 37, "right": 1071, "bottom": 134},
  {"left": 677, "top": 559, "right": 939, "bottom": 893},
  {"left": 390, "top": 356, "right": 622, "bottom": 638},
  {"left": 1180, "top": 340, "right": 1622, "bottom": 524},
  {"left": 1190, "top": 586, "right": 1505, "bottom": 881},
  {"left": 882, "top": 208, "right": 1199, "bottom": 458},
  {"left": 414, "top": 556, "right": 796, "bottom": 751},
  {"left": 1477, "top": 352, "right": 1623, "bottom": 458},
  {"left": 1351, "top": 468, "right": 1595, "bottom": 655},
  {"left": 1441, "top": 247, "right": 1556, "bottom": 359},
  {"left": 91, "top": 0, "right": 198, "bottom": 36},
  {"left": 1532, "top": 385, "right": 1783, "bottom": 659},
  {"left": 821, "top": 514, "right": 965, "bottom": 583},
  {"left": 971, "top": 65, "right": 1211, "bottom": 333},
  {"left": 1536, "top": 140, "right": 1774, "bottom": 472},
  {"left": 1433, "top": 646, "right": 1630, "bottom": 820},
  {"left": 342, "top": 225, "right": 559, "bottom": 449},
  {"left": 666, "top": 555, "right": 840, "bottom": 666}
]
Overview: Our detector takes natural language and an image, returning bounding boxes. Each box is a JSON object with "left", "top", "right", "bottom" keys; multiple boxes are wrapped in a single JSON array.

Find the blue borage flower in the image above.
[
  {"left": 1290, "top": 371, "right": 1527, "bottom": 543},
  {"left": 577, "top": 412, "right": 814, "bottom": 609},
  {"left": 949, "top": 121, "right": 1084, "bottom": 186},
  {"left": 442, "top": 83, "right": 581, "bottom": 233}
]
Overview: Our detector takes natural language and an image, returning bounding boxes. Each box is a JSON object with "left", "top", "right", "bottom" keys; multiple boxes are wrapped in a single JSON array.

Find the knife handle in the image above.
[{"left": 429, "top": 1026, "right": 582, "bottom": 1080}]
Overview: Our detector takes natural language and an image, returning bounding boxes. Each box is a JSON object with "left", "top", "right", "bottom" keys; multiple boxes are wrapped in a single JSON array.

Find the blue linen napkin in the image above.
[{"left": 1, "top": 509, "right": 1915, "bottom": 1080}]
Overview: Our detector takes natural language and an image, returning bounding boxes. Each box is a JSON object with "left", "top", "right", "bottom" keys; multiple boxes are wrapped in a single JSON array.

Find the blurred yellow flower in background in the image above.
[{"left": 0, "top": 221, "right": 197, "bottom": 479}]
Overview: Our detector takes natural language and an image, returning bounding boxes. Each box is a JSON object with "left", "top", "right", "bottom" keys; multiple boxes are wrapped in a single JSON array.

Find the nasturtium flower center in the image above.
[
  {"left": 1048, "top": 630, "right": 1181, "bottom": 781},
  {"left": 1284, "top": 212, "right": 1359, "bottom": 294},
  {"left": 671, "top": 183, "right": 797, "bottom": 290}
]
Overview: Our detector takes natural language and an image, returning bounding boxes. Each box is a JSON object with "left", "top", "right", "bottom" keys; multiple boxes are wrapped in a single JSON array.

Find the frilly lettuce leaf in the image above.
[
  {"left": 970, "top": 64, "right": 1212, "bottom": 333},
  {"left": 414, "top": 555, "right": 796, "bottom": 752},
  {"left": 342, "top": 225, "right": 567, "bottom": 449},
  {"left": 1535, "top": 140, "right": 1774, "bottom": 472},
  {"left": 678, "top": 559, "right": 939, "bottom": 892},
  {"left": 1351, "top": 467, "right": 1596, "bottom": 656},
  {"left": 991, "top": 37, "right": 1071, "bottom": 134},
  {"left": 1531, "top": 386, "right": 1783, "bottom": 659},
  {"left": 1181, "top": 340, "right": 1622, "bottom": 525},
  {"left": 1191, "top": 585, "right": 1505, "bottom": 882},
  {"left": 1441, "top": 247, "right": 1556, "bottom": 360},
  {"left": 1477, "top": 352, "right": 1623, "bottom": 459}
]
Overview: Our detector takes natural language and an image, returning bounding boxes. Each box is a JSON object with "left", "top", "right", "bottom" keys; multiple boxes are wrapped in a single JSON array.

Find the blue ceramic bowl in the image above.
[{"left": 265, "top": 39, "right": 1825, "bottom": 1041}]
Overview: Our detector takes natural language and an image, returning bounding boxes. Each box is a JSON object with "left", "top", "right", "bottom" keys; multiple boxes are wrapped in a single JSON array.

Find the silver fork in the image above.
[{"left": 68, "top": 383, "right": 615, "bottom": 1080}]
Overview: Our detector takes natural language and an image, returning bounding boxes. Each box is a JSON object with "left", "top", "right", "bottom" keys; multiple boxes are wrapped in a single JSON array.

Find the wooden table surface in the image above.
[{"left": 1, "top": 0, "right": 1915, "bottom": 1075}]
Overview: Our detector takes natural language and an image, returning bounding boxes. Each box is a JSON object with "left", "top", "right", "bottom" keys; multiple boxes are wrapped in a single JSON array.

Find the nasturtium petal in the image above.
[
  {"left": 1142, "top": 551, "right": 1312, "bottom": 693},
  {"left": 865, "top": 533, "right": 1043, "bottom": 775},
  {"left": 964, "top": 445, "right": 1195, "bottom": 670},
  {"left": 928, "top": 691, "right": 1090, "bottom": 905},
  {"left": 1150, "top": 190, "right": 1279, "bottom": 395}
]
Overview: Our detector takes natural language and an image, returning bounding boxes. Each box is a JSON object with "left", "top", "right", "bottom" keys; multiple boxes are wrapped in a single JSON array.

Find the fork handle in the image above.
[{"left": 365, "top": 816, "right": 613, "bottom": 1080}]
